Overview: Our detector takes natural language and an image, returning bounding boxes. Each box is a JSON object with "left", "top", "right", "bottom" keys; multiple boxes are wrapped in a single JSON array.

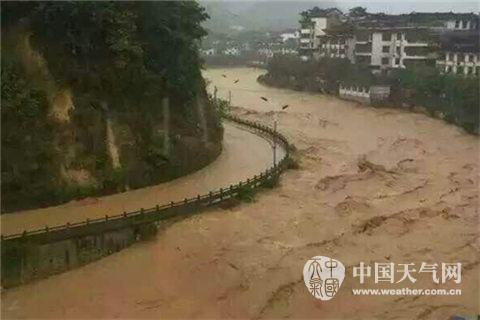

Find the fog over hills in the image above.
[
  {"left": 200, "top": 1, "right": 336, "bottom": 33},
  {"left": 200, "top": 1, "right": 479, "bottom": 34}
]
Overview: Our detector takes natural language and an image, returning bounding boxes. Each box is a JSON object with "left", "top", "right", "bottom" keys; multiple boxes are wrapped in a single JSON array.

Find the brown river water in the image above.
[{"left": 1, "top": 68, "right": 478, "bottom": 319}]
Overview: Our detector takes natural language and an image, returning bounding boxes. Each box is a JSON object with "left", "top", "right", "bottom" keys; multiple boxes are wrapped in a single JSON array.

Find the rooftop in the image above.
[{"left": 355, "top": 12, "right": 479, "bottom": 28}]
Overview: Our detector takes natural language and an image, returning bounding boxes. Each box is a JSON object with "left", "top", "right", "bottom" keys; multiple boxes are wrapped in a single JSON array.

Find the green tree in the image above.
[
  {"left": 1, "top": 1, "right": 215, "bottom": 210},
  {"left": 349, "top": 7, "right": 367, "bottom": 18}
]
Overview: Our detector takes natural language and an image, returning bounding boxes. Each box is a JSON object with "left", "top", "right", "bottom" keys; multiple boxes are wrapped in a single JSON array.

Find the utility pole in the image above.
[{"left": 273, "top": 120, "right": 277, "bottom": 167}]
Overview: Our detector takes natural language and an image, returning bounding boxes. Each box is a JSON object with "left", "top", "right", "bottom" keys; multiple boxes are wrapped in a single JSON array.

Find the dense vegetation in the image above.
[
  {"left": 260, "top": 55, "right": 479, "bottom": 134},
  {"left": 390, "top": 67, "right": 479, "bottom": 133},
  {"left": 1, "top": 57, "right": 57, "bottom": 208},
  {"left": 1, "top": 2, "right": 223, "bottom": 212},
  {"left": 261, "top": 55, "right": 374, "bottom": 92},
  {"left": 20, "top": 1, "right": 208, "bottom": 106}
]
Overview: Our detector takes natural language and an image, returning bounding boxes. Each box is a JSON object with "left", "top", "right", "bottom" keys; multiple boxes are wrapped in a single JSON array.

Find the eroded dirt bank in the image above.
[{"left": 2, "top": 68, "right": 478, "bottom": 319}]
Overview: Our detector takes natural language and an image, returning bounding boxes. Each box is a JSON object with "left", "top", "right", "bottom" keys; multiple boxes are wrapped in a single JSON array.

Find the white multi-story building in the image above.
[
  {"left": 444, "top": 18, "right": 478, "bottom": 30},
  {"left": 200, "top": 48, "right": 216, "bottom": 56},
  {"left": 280, "top": 30, "right": 300, "bottom": 43},
  {"left": 223, "top": 47, "right": 241, "bottom": 56},
  {"left": 298, "top": 10, "right": 479, "bottom": 75},
  {"left": 435, "top": 24, "right": 479, "bottom": 76},
  {"left": 354, "top": 28, "right": 437, "bottom": 72},
  {"left": 436, "top": 52, "right": 480, "bottom": 76},
  {"left": 299, "top": 17, "right": 329, "bottom": 60},
  {"left": 317, "top": 34, "right": 355, "bottom": 60}
]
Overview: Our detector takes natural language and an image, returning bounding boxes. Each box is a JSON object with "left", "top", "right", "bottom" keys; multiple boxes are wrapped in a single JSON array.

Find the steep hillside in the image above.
[{"left": 1, "top": 2, "right": 223, "bottom": 212}]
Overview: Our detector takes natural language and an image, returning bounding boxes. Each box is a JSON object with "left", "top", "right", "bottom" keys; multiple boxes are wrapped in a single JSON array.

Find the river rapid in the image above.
[{"left": 1, "top": 67, "right": 478, "bottom": 319}]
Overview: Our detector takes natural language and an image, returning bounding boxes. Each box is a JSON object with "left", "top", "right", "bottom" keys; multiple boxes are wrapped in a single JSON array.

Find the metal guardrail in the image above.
[{"left": 1, "top": 114, "right": 290, "bottom": 243}]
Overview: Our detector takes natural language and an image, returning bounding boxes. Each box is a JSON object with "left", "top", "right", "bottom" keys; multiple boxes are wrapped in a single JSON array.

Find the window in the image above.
[
  {"left": 469, "top": 54, "right": 475, "bottom": 62},
  {"left": 382, "top": 46, "right": 390, "bottom": 53},
  {"left": 457, "top": 66, "right": 463, "bottom": 74},
  {"left": 446, "top": 66, "right": 452, "bottom": 73},
  {"left": 476, "top": 67, "right": 480, "bottom": 76},
  {"left": 396, "top": 33, "right": 402, "bottom": 40},
  {"left": 467, "top": 67, "right": 473, "bottom": 75},
  {"left": 458, "top": 53, "right": 465, "bottom": 62},
  {"left": 382, "top": 32, "right": 392, "bottom": 41},
  {"left": 382, "top": 57, "right": 389, "bottom": 65},
  {"left": 462, "top": 20, "right": 467, "bottom": 29},
  {"left": 356, "top": 30, "right": 369, "bottom": 42},
  {"left": 356, "top": 55, "right": 370, "bottom": 65},
  {"left": 356, "top": 43, "right": 372, "bottom": 53},
  {"left": 455, "top": 20, "right": 460, "bottom": 28},
  {"left": 395, "top": 58, "right": 400, "bottom": 65}
]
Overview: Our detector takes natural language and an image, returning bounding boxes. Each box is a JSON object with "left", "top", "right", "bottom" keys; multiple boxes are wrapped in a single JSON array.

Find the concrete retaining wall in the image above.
[
  {"left": 339, "top": 84, "right": 371, "bottom": 104},
  {"left": 1, "top": 226, "right": 146, "bottom": 287}
]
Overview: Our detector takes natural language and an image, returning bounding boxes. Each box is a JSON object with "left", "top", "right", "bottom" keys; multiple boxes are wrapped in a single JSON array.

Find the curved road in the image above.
[{"left": 1, "top": 122, "right": 285, "bottom": 236}]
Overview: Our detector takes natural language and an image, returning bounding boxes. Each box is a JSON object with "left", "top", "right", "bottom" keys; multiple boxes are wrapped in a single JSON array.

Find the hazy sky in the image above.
[
  {"left": 201, "top": 0, "right": 479, "bottom": 32},
  {"left": 207, "top": 0, "right": 480, "bottom": 14},
  {"left": 337, "top": 1, "right": 479, "bottom": 14}
]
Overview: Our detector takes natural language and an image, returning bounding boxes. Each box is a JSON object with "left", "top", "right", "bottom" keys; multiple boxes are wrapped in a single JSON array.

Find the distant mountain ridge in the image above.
[{"left": 200, "top": 1, "right": 337, "bottom": 33}]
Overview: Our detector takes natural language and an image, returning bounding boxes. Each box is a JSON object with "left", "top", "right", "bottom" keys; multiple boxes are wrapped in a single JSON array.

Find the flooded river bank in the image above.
[
  {"left": 2, "top": 68, "right": 478, "bottom": 319},
  {"left": 1, "top": 122, "right": 280, "bottom": 236}
]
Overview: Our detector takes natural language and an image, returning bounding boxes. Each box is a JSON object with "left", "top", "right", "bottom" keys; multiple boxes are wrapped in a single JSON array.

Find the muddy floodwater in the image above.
[{"left": 2, "top": 68, "right": 478, "bottom": 319}]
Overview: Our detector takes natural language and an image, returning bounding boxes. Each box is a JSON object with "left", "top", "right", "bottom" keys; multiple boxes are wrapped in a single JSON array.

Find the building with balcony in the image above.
[
  {"left": 297, "top": 10, "right": 479, "bottom": 75},
  {"left": 298, "top": 8, "right": 343, "bottom": 60},
  {"left": 280, "top": 30, "right": 300, "bottom": 43},
  {"left": 200, "top": 48, "right": 216, "bottom": 56},
  {"left": 436, "top": 52, "right": 480, "bottom": 76},
  {"left": 299, "top": 17, "right": 329, "bottom": 60},
  {"left": 317, "top": 36, "right": 354, "bottom": 60},
  {"left": 315, "top": 22, "right": 355, "bottom": 61},
  {"left": 436, "top": 29, "right": 480, "bottom": 76},
  {"left": 443, "top": 13, "right": 479, "bottom": 30},
  {"left": 353, "top": 27, "right": 438, "bottom": 72},
  {"left": 223, "top": 47, "right": 241, "bottom": 56}
]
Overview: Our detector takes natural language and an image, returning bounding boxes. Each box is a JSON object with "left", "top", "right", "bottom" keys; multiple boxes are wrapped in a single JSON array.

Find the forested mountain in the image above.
[{"left": 1, "top": 2, "right": 223, "bottom": 212}]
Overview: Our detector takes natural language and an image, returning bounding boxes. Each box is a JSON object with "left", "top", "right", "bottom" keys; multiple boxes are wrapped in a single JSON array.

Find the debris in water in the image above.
[{"left": 260, "top": 97, "right": 268, "bottom": 102}]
